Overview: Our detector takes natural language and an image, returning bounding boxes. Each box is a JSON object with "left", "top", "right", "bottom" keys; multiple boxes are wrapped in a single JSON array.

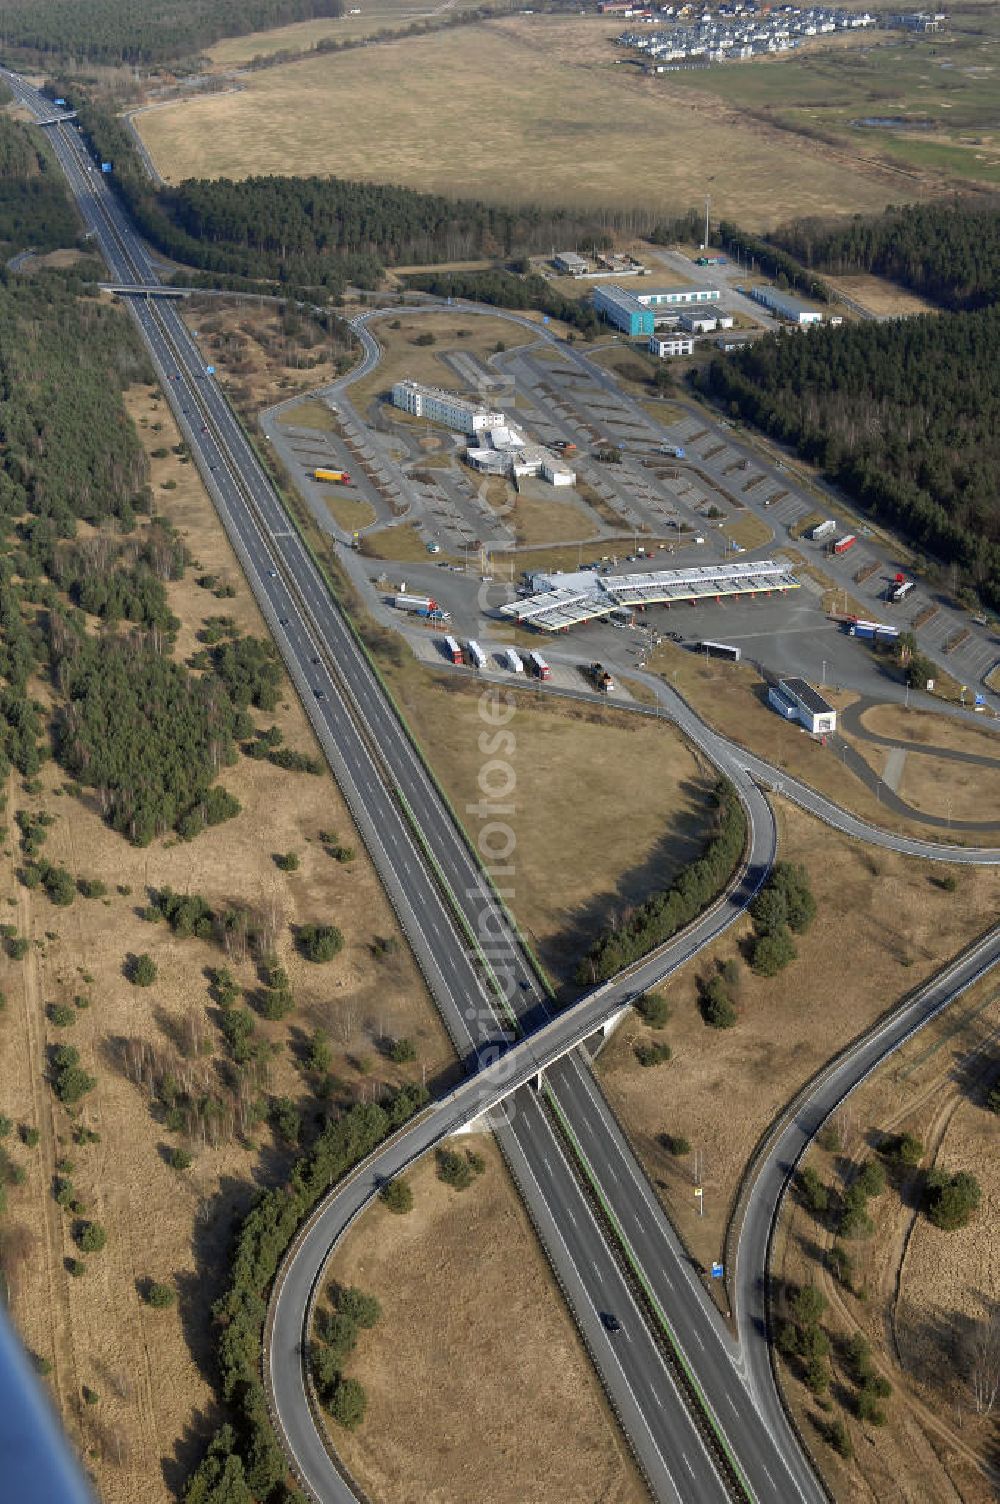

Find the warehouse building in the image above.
[
  {"left": 679, "top": 310, "right": 719, "bottom": 334},
  {"left": 554, "top": 250, "right": 589, "bottom": 277},
  {"left": 649, "top": 335, "right": 694, "bottom": 358},
  {"left": 391, "top": 380, "right": 504, "bottom": 434},
  {"left": 466, "top": 423, "right": 576, "bottom": 487},
  {"left": 593, "top": 282, "right": 721, "bottom": 334},
  {"left": 748, "top": 287, "right": 823, "bottom": 326},
  {"left": 769, "top": 677, "right": 837, "bottom": 734}
]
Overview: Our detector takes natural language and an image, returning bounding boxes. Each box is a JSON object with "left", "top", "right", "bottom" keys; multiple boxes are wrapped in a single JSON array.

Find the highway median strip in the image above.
[{"left": 543, "top": 1085, "right": 755, "bottom": 1504}]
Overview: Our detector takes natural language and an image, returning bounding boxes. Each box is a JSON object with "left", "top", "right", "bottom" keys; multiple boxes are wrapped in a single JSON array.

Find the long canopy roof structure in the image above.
[{"left": 501, "top": 559, "right": 799, "bottom": 632}]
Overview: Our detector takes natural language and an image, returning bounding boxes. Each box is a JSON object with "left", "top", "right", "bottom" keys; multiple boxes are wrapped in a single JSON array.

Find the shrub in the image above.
[
  {"left": 306, "top": 1029, "right": 332, "bottom": 1074},
  {"left": 436, "top": 1147, "right": 473, "bottom": 1190},
  {"left": 379, "top": 1177, "right": 413, "bottom": 1214},
  {"left": 7, "top": 936, "right": 29, "bottom": 960},
  {"left": 858, "top": 1159, "right": 886, "bottom": 1198},
  {"left": 827, "top": 1417, "right": 852, "bottom": 1459},
  {"left": 20, "top": 1126, "right": 40, "bottom": 1148},
  {"left": 48, "top": 1004, "right": 76, "bottom": 1028},
  {"left": 751, "top": 925, "right": 797, "bottom": 977},
  {"left": 845, "top": 1332, "right": 872, "bottom": 1383},
  {"left": 839, "top": 1182, "right": 874, "bottom": 1239},
  {"left": 388, "top": 1037, "right": 416, "bottom": 1064},
  {"left": 636, "top": 992, "right": 670, "bottom": 1028},
  {"left": 130, "top": 953, "right": 157, "bottom": 987},
  {"left": 798, "top": 1166, "right": 829, "bottom": 1216},
  {"left": 51, "top": 1046, "right": 96, "bottom": 1107},
  {"left": 0, "top": 1116, "right": 11, "bottom": 1139},
  {"left": 925, "top": 1168, "right": 981, "bottom": 1230},
  {"left": 274, "top": 851, "right": 299, "bottom": 872},
  {"left": 297, "top": 923, "right": 343, "bottom": 963},
  {"left": 661, "top": 1133, "right": 691, "bottom": 1156},
  {"left": 986, "top": 1080, "right": 1000, "bottom": 1115},
  {"left": 75, "top": 1221, "right": 107, "bottom": 1254},
  {"left": 167, "top": 1147, "right": 192, "bottom": 1171},
  {"left": 333, "top": 1285, "right": 381, "bottom": 1330},
  {"left": 699, "top": 973, "right": 736, "bottom": 1029},
  {"left": 857, "top": 1379, "right": 889, "bottom": 1425},
  {"left": 882, "top": 1130, "right": 923, "bottom": 1168},
  {"left": 328, "top": 1375, "right": 367, "bottom": 1429},
  {"left": 635, "top": 1040, "right": 672, "bottom": 1067},
  {"left": 271, "top": 1096, "right": 300, "bottom": 1145},
  {"left": 82, "top": 1385, "right": 99, "bottom": 1405},
  {"left": 76, "top": 878, "right": 107, "bottom": 899},
  {"left": 67, "top": 1258, "right": 86, "bottom": 1277},
  {"left": 791, "top": 1284, "right": 826, "bottom": 1329},
  {"left": 145, "top": 1281, "right": 176, "bottom": 1308}
]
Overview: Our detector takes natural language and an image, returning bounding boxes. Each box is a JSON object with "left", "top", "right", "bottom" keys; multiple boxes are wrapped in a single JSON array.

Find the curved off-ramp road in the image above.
[{"left": 8, "top": 71, "right": 998, "bottom": 1504}]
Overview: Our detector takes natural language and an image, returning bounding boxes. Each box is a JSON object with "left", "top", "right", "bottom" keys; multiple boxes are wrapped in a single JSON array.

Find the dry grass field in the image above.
[
  {"left": 346, "top": 312, "right": 530, "bottom": 414},
  {"left": 179, "top": 298, "right": 342, "bottom": 414},
  {"left": 0, "top": 383, "right": 455, "bottom": 1504},
  {"left": 323, "top": 1139, "right": 648, "bottom": 1504},
  {"left": 595, "top": 798, "right": 1000, "bottom": 1273},
  {"left": 773, "top": 972, "right": 1000, "bottom": 1503},
  {"left": 380, "top": 667, "right": 716, "bottom": 980},
  {"left": 137, "top": 17, "right": 914, "bottom": 228},
  {"left": 823, "top": 273, "right": 942, "bottom": 318}
]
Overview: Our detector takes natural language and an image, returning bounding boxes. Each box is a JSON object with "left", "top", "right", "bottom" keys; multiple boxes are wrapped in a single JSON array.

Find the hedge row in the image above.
[
  {"left": 579, "top": 780, "right": 745, "bottom": 983},
  {"left": 184, "top": 1082, "right": 428, "bottom": 1504}
]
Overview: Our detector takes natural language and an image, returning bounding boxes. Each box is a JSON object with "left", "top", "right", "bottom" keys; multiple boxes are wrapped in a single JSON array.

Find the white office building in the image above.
[
  {"left": 679, "top": 311, "right": 719, "bottom": 334},
  {"left": 770, "top": 677, "right": 837, "bottom": 734},
  {"left": 649, "top": 335, "right": 694, "bottom": 358},
  {"left": 391, "top": 379, "right": 504, "bottom": 434}
]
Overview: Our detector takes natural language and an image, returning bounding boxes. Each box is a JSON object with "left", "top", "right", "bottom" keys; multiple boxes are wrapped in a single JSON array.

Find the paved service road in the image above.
[{"left": 10, "top": 67, "right": 998, "bottom": 1504}]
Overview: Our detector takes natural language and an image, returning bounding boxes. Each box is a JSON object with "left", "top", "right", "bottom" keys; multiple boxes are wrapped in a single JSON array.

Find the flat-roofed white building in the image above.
[
  {"left": 748, "top": 286, "right": 823, "bottom": 325},
  {"left": 679, "top": 310, "right": 719, "bottom": 334},
  {"left": 391, "top": 379, "right": 504, "bottom": 434},
  {"left": 554, "top": 251, "right": 589, "bottom": 276},
  {"left": 649, "top": 335, "right": 694, "bottom": 358}
]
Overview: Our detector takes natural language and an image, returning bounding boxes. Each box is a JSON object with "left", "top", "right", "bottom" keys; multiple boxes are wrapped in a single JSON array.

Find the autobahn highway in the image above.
[{"left": 9, "top": 68, "right": 1000, "bottom": 1504}]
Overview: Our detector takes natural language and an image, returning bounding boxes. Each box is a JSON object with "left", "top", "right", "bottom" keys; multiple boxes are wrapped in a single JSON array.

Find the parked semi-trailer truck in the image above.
[
  {"left": 444, "top": 635, "right": 464, "bottom": 665},
  {"left": 392, "top": 594, "right": 449, "bottom": 622},
  {"left": 832, "top": 533, "right": 857, "bottom": 555},
  {"left": 504, "top": 647, "right": 524, "bottom": 674},
  {"left": 810, "top": 519, "right": 836, "bottom": 541},
  {"left": 314, "top": 468, "right": 351, "bottom": 484},
  {"left": 527, "top": 650, "right": 551, "bottom": 680},
  {"left": 467, "top": 640, "right": 487, "bottom": 670}
]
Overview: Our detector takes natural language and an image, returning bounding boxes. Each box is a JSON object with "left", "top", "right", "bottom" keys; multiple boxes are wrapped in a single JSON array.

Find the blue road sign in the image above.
[
  {"left": 205, "top": 365, "right": 216, "bottom": 375},
  {"left": 543, "top": 315, "right": 550, "bottom": 325},
  {"left": 101, "top": 162, "right": 112, "bottom": 173},
  {"left": 54, "top": 97, "right": 66, "bottom": 106},
  {"left": 710, "top": 1261, "right": 724, "bottom": 1279},
  {"left": 975, "top": 693, "right": 986, "bottom": 707}
]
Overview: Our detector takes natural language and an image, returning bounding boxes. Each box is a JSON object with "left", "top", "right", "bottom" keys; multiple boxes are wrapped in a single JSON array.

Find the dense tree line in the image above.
[
  {"left": 772, "top": 200, "right": 1000, "bottom": 312},
  {"left": 0, "top": 0, "right": 344, "bottom": 66},
  {"left": 185, "top": 1082, "right": 426, "bottom": 1504},
  {"left": 404, "top": 268, "right": 602, "bottom": 334},
  {"left": 701, "top": 308, "right": 1000, "bottom": 608},
  {"left": 718, "top": 220, "right": 832, "bottom": 304},
  {"left": 0, "top": 116, "right": 80, "bottom": 255},
  {"left": 579, "top": 781, "right": 745, "bottom": 983}
]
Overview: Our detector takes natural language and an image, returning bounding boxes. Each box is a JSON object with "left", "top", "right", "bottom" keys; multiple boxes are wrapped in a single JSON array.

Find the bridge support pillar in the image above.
[{"left": 590, "top": 1004, "right": 632, "bottom": 1058}]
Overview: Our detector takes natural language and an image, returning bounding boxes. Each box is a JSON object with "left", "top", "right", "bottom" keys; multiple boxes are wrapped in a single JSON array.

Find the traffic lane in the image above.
[
  {"left": 549, "top": 1056, "right": 823, "bottom": 1504},
  {"left": 503, "top": 1092, "right": 726, "bottom": 1504}
]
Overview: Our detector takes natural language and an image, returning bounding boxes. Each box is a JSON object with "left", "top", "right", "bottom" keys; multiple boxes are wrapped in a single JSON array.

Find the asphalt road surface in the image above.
[{"left": 9, "top": 71, "right": 999, "bottom": 1504}]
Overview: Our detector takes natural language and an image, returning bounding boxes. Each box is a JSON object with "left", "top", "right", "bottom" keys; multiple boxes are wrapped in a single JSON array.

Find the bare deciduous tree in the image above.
[{"left": 963, "top": 1313, "right": 1000, "bottom": 1416}]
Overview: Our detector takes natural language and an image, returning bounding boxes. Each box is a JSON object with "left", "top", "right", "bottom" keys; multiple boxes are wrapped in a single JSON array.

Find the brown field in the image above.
[
  {"left": 595, "top": 798, "right": 1000, "bottom": 1274},
  {"left": 859, "top": 702, "right": 1000, "bottom": 759},
  {"left": 346, "top": 312, "right": 534, "bottom": 414},
  {"left": 137, "top": 17, "right": 916, "bottom": 229},
  {"left": 498, "top": 483, "right": 602, "bottom": 547},
  {"left": 0, "top": 384, "right": 455, "bottom": 1504},
  {"left": 895, "top": 752, "right": 1000, "bottom": 825},
  {"left": 824, "top": 272, "right": 942, "bottom": 319},
  {"left": 359, "top": 521, "right": 460, "bottom": 564},
  {"left": 721, "top": 512, "right": 774, "bottom": 551},
  {"left": 773, "top": 974, "right": 1000, "bottom": 1502},
  {"left": 380, "top": 667, "right": 715, "bottom": 980},
  {"left": 324, "top": 1139, "right": 648, "bottom": 1504}
]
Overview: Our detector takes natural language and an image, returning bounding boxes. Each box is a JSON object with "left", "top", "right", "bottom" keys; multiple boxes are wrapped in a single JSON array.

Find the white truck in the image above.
[
  {"left": 504, "top": 647, "right": 524, "bottom": 674},
  {"left": 467, "top": 640, "right": 487, "bottom": 670},
  {"left": 810, "top": 520, "right": 837, "bottom": 542}
]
